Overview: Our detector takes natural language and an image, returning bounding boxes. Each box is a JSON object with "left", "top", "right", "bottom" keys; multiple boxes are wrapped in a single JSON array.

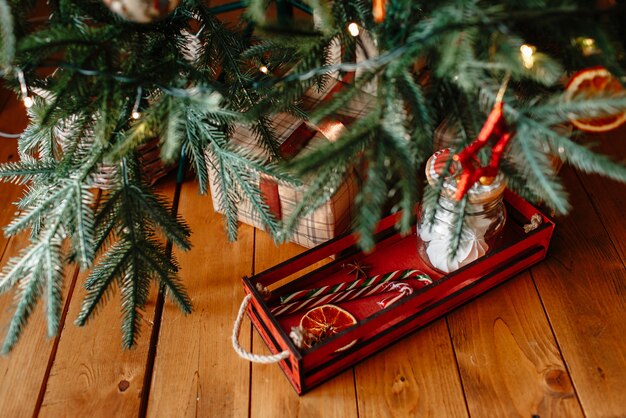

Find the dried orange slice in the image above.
[
  {"left": 300, "top": 304, "right": 357, "bottom": 350},
  {"left": 565, "top": 66, "right": 626, "bottom": 132}
]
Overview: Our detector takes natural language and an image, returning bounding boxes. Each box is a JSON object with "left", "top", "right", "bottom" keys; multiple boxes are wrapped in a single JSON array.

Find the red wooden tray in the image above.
[{"left": 240, "top": 191, "right": 555, "bottom": 394}]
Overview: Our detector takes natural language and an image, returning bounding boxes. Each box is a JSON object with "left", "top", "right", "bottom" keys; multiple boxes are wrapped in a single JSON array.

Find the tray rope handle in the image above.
[{"left": 232, "top": 294, "right": 290, "bottom": 363}]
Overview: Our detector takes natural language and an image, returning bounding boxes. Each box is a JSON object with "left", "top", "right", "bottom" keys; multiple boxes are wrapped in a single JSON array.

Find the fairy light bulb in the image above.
[
  {"left": 259, "top": 65, "right": 269, "bottom": 74},
  {"left": 23, "top": 96, "right": 34, "bottom": 109},
  {"left": 520, "top": 44, "right": 536, "bottom": 69},
  {"left": 347, "top": 22, "right": 360, "bottom": 37},
  {"left": 581, "top": 38, "right": 595, "bottom": 48},
  {"left": 16, "top": 69, "right": 33, "bottom": 109},
  {"left": 130, "top": 86, "right": 143, "bottom": 121},
  {"left": 579, "top": 37, "right": 598, "bottom": 56}
]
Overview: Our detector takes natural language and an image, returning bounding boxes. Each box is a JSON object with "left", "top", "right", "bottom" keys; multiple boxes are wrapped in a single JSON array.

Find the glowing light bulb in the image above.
[
  {"left": 259, "top": 65, "right": 269, "bottom": 74},
  {"left": 520, "top": 44, "right": 536, "bottom": 69},
  {"left": 581, "top": 38, "right": 595, "bottom": 48},
  {"left": 347, "top": 22, "right": 360, "bottom": 37},
  {"left": 131, "top": 111, "right": 141, "bottom": 119},
  {"left": 23, "top": 96, "right": 34, "bottom": 108},
  {"left": 578, "top": 37, "right": 598, "bottom": 56}
]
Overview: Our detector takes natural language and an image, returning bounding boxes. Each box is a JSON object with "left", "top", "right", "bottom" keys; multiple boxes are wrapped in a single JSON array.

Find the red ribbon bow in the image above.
[{"left": 452, "top": 102, "right": 514, "bottom": 200}]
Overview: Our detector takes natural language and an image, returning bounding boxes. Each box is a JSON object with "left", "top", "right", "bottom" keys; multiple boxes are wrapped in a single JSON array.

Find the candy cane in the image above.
[
  {"left": 279, "top": 269, "right": 430, "bottom": 304},
  {"left": 272, "top": 273, "right": 432, "bottom": 317}
]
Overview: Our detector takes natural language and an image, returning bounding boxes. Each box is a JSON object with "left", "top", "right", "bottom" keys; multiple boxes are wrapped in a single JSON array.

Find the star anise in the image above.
[{"left": 342, "top": 261, "right": 370, "bottom": 280}]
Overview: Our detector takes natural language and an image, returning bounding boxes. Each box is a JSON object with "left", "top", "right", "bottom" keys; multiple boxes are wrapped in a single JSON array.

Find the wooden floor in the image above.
[{"left": 0, "top": 90, "right": 625, "bottom": 418}]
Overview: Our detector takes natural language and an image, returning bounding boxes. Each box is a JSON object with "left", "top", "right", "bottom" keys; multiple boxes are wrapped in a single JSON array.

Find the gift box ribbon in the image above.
[
  {"left": 259, "top": 78, "right": 358, "bottom": 220},
  {"left": 259, "top": 124, "right": 317, "bottom": 219}
]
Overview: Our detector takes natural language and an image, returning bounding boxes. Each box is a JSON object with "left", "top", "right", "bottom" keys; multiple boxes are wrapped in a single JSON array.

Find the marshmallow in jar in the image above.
[{"left": 417, "top": 149, "right": 507, "bottom": 273}]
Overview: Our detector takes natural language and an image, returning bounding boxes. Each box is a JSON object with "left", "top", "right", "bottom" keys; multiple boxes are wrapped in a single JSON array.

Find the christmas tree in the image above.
[{"left": 0, "top": 0, "right": 625, "bottom": 352}]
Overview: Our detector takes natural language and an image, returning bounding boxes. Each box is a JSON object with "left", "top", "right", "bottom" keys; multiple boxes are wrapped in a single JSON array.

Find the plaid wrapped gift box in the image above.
[{"left": 207, "top": 79, "right": 374, "bottom": 248}]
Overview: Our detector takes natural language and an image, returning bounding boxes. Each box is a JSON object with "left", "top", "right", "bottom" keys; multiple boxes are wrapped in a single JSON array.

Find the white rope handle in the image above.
[{"left": 232, "top": 294, "right": 290, "bottom": 363}]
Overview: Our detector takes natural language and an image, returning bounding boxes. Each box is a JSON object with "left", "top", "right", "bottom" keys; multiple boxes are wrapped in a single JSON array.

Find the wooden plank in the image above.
[
  {"left": 37, "top": 179, "right": 177, "bottom": 417},
  {"left": 447, "top": 274, "right": 583, "bottom": 417},
  {"left": 354, "top": 319, "right": 468, "bottom": 418},
  {"left": 146, "top": 183, "right": 255, "bottom": 418},
  {"left": 250, "top": 232, "right": 358, "bottom": 418},
  {"left": 531, "top": 164, "right": 626, "bottom": 417},
  {"left": 250, "top": 339, "right": 357, "bottom": 418},
  {"left": 0, "top": 233, "right": 74, "bottom": 417},
  {"left": 38, "top": 275, "right": 155, "bottom": 417},
  {"left": 575, "top": 127, "right": 626, "bottom": 264}
]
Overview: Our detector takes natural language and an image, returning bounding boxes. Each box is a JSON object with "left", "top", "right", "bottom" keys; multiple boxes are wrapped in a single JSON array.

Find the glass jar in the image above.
[{"left": 417, "top": 149, "right": 507, "bottom": 273}]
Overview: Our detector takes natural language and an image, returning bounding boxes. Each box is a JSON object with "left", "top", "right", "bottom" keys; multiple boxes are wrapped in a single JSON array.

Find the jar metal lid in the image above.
[{"left": 425, "top": 148, "right": 506, "bottom": 204}]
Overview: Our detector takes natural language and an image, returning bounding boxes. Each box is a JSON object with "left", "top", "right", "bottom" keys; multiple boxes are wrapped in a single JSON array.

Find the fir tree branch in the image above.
[
  {"left": 119, "top": 258, "right": 143, "bottom": 349},
  {"left": 490, "top": 32, "right": 563, "bottom": 86},
  {"left": 241, "top": 38, "right": 302, "bottom": 61},
  {"left": 19, "top": 99, "right": 63, "bottom": 161},
  {"left": 5, "top": 181, "right": 71, "bottom": 237},
  {"left": 17, "top": 24, "right": 120, "bottom": 56},
  {"left": 1, "top": 217, "right": 68, "bottom": 350},
  {"left": 422, "top": 145, "right": 459, "bottom": 235},
  {"left": 0, "top": 161, "right": 56, "bottom": 184},
  {"left": 230, "top": 165, "right": 281, "bottom": 237},
  {"left": 0, "top": 241, "right": 44, "bottom": 293},
  {"left": 182, "top": 112, "right": 214, "bottom": 194},
  {"left": 137, "top": 241, "right": 191, "bottom": 314},
  {"left": 526, "top": 120, "right": 626, "bottom": 183},
  {"left": 355, "top": 139, "right": 387, "bottom": 251},
  {"left": 244, "top": 0, "right": 269, "bottom": 24},
  {"left": 127, "top": 184, "right": 192, "bottom": 251},
  {"left": 44, "top": 240, "right": 63, "bottom": 336},
  {"left": 207, "top": 147, "right": 239, "bottom": 241},
  {"left": 397, "top": 71, "right": 433, "bottom": 142},
  {"left": 482, "top": 86, "right": 626, "bottom": 189},
  {"left": 380, "top": 122, "right": 417, "bottom": 233},
  {"left": 307, "top": 0, "right": 335, "bottom": 35},
  {"left": 447, "top": 195, "right": 468, "bottom": 261},
  {"left": 76, "top": 155, "right": 190, "bottom": 348},
  {"left": 512, "top": 124, "right": 571, "bottom": 214},
  {"left": 2, "top": 272, "right": 43, "bottom": 354},
  {"left": 531, "top": 95, "right": 626, "bottom": 126},
  {"left": 93, "top": 189, "right": 122, "bottom": 254},
  {"left": 216, "top": 144, "right": 299, "bottom": 184},
  {"left": 78, "top": 240, "right": 131, "bottom": 319},
  {"left": 160, "top": 100, "right": 184, "bottom": 163},
  {"left": 281, "top": 167, "right": 348, "bottom": 243},
  {"left": 70, "top": 180, "right": 96, "bottom": 269},
  {"left": 198, "top": 6, "right": 282, "bottom": 158},
  {"left": 308, "top": 73, "right": 377, "bottom": 125},
  {"left": 288, "top": 108, "right": 380, "bottom": 174}
]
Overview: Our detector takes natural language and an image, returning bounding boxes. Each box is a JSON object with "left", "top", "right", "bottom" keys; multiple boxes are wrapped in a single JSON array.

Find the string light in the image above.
[
  {"left": 520, "top": 44, "right": 536, "bottom": 69},
  {"left": 16, "top": 69, "right": 34, "bottom": 109},
  {"left": 581, "top": 38, "right": 596, "bottom": 48},
  {"left": 576, "top": 37, "right": 598, "bottom": 56},
  {"left": 23, "top": 97, "right": 34, "bottom": 109},
  {"left": 347, "top": 22, "right": 360, "bottom": 37},
  {"left": 130, "top": 86, "right": 143, "bottom": 120},
  {"left": 259, "top": 65, "right": 269, "bottom": 74}
]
